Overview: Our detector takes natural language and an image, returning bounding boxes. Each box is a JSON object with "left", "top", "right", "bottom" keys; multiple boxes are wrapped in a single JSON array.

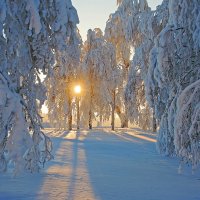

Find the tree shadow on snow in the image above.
[
  {"left": 83, "top": 130, "right": 154, "bottom": 200},
  {"left": 83, "top": 129, "right": 200, "bottom": 200}
]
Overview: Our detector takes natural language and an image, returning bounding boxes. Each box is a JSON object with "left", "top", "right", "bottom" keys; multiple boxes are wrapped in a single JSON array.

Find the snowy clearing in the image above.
[{"left": 0, "top": 128, "right": 200, "bottom": 200}]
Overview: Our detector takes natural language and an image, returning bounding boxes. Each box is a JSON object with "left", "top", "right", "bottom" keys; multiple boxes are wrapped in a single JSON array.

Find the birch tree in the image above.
[
  {"left": 147, "top": 0, "right": 200, "bottom": 170},
  {"left": 82, "top": 28, "right": 122, "bottom": 130},
  {"left": 0, "top": 0, "right": 80, "bottom": 174},
  {"left": 45, "top": 0, "right": 81, "bottom": 131},
  {"left": 105, "top": 1, "right": 132, "bottom": 128}
]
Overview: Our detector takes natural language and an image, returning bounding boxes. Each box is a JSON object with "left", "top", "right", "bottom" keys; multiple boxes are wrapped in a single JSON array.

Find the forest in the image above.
[{"left": 0, "top": 0, "right": 200, "bottom": 176}]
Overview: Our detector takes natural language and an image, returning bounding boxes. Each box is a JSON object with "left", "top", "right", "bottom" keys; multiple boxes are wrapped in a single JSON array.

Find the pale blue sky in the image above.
[{"left": 73, "top": 0, "right": 163, "bottom": 41}]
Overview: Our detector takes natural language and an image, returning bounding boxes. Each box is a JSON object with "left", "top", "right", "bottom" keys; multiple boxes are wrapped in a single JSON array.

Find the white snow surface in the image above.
[{"left": 0, "top": 128, "right": 200, "bottom": 200}]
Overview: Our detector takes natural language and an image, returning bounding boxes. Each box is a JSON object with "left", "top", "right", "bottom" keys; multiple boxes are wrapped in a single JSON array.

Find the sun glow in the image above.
[
  {"left": 74, "top": 85, "right": 81, "bottom": 94},
  {"left": 41, "top": 104, "right": 48, "bottom": 114}
]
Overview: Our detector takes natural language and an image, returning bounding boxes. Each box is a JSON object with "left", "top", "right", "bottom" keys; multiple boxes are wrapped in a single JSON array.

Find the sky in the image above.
[{"left": 73, "top": 0, "right": 163, "bottom": 41}]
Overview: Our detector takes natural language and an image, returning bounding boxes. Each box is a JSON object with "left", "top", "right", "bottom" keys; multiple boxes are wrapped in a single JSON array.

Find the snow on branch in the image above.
[{"left": 175, "top": 79, "right": 200, "bottom": 169}]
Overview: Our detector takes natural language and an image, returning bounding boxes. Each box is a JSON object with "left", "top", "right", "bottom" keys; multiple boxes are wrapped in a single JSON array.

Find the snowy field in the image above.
[{"left": 0, "top": 128, "right": 200, "bottom": 200}]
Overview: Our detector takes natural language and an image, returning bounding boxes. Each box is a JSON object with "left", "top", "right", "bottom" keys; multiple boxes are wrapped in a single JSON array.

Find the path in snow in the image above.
[{"left": 0, "top": 128, "right": 200, "bottom": 200}]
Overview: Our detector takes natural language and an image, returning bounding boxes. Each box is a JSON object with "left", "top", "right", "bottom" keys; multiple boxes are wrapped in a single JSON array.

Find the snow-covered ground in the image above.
[{"left": 0, "top": 128, "right": 200, "bottom": 200}]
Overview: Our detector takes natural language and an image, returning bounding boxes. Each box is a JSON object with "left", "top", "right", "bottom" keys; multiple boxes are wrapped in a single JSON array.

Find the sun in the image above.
[{"left": 74, "top": 85, "right": 81, "bottom": 94}]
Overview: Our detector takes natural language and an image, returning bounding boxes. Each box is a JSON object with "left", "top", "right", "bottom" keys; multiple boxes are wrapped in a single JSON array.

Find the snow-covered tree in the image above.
[
  {"left": 82, "top": 28, "right": 122, "bottom": 130},
  {"left": 109, "top": 0, "right": 200, "bottom": 169},
  {"left": 0, "top": 0, "right": 81, "bottom": 174},
  {"left": 0, "top": 0, "right": 53, "bottom": 174},
  {"left": 146, "top": 0, "right": 200, "bottom": 169},
  {"left": 109, "top": 0, "right": 166, "bottom": 131},
  {"left": 45, "top": 0, "right": 81, "bottom": 130},
  {"left": 127, "top": 0, "right": 168, "bottom": 131},
  {"left": 105, "top": 1, "right": 133, "bottom": 128}
]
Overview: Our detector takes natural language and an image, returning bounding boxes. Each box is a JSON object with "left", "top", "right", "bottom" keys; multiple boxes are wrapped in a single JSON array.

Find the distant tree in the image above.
[
  {"left": 124, "top": 0, "right": 169, "bottom": 132},
  {"left": 82, "top": 28, "right": 122, "bottom": 130},
  {"left": 105, "top": 1, "right": 132, "bottom": 128},
  {"left": 105, "top": 0, "right": 164, "bottom": 130}
]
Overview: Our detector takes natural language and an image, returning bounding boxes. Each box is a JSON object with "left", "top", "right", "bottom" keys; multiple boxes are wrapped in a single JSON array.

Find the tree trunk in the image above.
[
  {"left": 88, "top": 80, "right": 93, "bottom": 130},
  {"left": 121, "top": 117, "right": 128, "bottom": 128},
  {"left": 121, "top": 104, "right": 128, "bottom": 128},
  {"left": 111, "top": 90, "right": 116, "bottom": 131},
  {"left": 64, "top": 114, "right": 67, "bottom": 130},
  {"left": 68, "top": 108, "right": 72, "bottom": 130},
  {"left": 122, "top": 65, "right": 129, "bottom": 128},
  {"left": 89, "top": 110, "right": 92, "bottom": 129},
  {"left": 99, "top": 114, "right": 103, "bottom": 127},
  {"left": 66, "top": 81, "right": 72, "bottom": 131},
  {"left": 152, "top": 109, "right": 157, "bottom": 132},
  {"left": 115, "top": 105, "right": 128, "bottom": 128},
  {"left": 76, "top": 97, "right": 80, "bottom": 130}
]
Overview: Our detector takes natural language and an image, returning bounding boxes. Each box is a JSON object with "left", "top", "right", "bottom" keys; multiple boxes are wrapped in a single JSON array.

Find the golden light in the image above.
[{"left": 74, "top": 85, "right": 81, "bottom": 94}]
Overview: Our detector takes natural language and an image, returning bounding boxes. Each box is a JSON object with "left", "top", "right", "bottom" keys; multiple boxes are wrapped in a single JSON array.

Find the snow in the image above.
[
  {"left": 1, "top": 128, "right": 200, "bottom": 200},
  {"left": 0, "top": 0, "right": 6, "bottom": 22},
  {"left": 26, "top": 0, "right": 42, "bottom": 34}
]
